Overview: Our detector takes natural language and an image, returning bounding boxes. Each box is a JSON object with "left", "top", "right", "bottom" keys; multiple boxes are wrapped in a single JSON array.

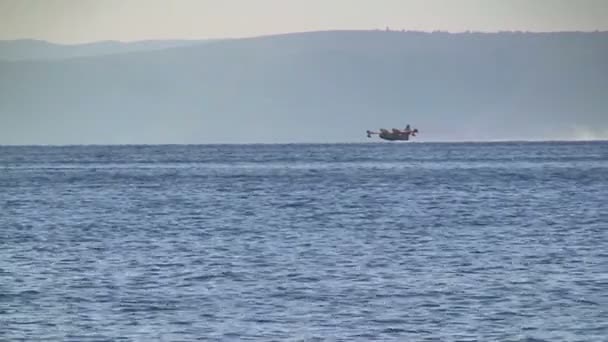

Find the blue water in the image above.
[{"left": 1, "top": 142, "right": 607, "bottom": 341}]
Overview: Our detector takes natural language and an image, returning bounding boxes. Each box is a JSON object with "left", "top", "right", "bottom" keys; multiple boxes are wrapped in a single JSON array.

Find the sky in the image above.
[{"left": 1, "top": 0, "right": 607, "bottom": 43}]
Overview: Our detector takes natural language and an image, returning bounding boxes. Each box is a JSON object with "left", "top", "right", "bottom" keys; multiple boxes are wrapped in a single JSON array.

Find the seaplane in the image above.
[{"left": 366, "top": 124, "right": 419, "bottom": 141}]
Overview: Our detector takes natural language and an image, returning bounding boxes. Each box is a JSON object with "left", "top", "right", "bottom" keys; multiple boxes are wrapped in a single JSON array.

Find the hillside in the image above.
[
  {"left": 0, "top": 39, "right": 211, "bottom": 61},
  {"left": 1, "top": 30, "right": 607, "bottom": 144}
]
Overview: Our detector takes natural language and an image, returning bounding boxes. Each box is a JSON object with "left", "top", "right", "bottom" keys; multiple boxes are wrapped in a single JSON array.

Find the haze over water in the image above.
[{"left": 1, "top": 142, "right": 606, "bottom": 341}]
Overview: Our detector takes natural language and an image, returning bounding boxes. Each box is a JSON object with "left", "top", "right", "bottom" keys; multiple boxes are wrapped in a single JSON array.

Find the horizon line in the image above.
[
  {"left": 2, "top": 140, "right": 607, "bottom": 148},
  {"left": 3, "top": 28, "right": 608, "bottom": 45}
]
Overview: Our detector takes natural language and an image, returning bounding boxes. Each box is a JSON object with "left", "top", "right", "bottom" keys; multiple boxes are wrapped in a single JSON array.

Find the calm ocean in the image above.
[{"left": 1, "top": 142, "right": 606, "bottom": 341}]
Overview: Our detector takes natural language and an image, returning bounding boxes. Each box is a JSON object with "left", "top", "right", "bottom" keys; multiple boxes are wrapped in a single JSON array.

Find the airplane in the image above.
[{"left": 366, "top": 124, "right": 419, "bottom": 141}]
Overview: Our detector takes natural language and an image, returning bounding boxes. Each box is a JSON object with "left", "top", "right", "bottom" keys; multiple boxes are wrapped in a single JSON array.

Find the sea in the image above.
[{"left": 1, "top": 142, "right": 606, "bottom": 341}]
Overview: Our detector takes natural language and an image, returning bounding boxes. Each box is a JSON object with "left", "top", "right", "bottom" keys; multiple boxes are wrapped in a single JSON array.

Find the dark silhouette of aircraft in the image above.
[{"left": 366, "top": 124, "right": 419, "bottom": 141}]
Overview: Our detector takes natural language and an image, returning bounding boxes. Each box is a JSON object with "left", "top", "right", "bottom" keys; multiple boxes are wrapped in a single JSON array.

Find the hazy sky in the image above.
[{"left": 1, "top": 0, "right": 607, "bottom": 43}]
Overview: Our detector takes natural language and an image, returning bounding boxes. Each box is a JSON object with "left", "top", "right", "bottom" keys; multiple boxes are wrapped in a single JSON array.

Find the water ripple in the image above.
[{"left": 1, "top": 142, "right": 607, "bottom": 341}]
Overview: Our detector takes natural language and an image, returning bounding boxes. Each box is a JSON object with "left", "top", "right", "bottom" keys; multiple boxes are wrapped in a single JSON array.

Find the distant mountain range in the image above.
[
  {"left": 0, "top": 39, "right": 213, "bottom": 61},
  {"left": 1, "top": 30, "right": 607, "bottom": 144}
]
